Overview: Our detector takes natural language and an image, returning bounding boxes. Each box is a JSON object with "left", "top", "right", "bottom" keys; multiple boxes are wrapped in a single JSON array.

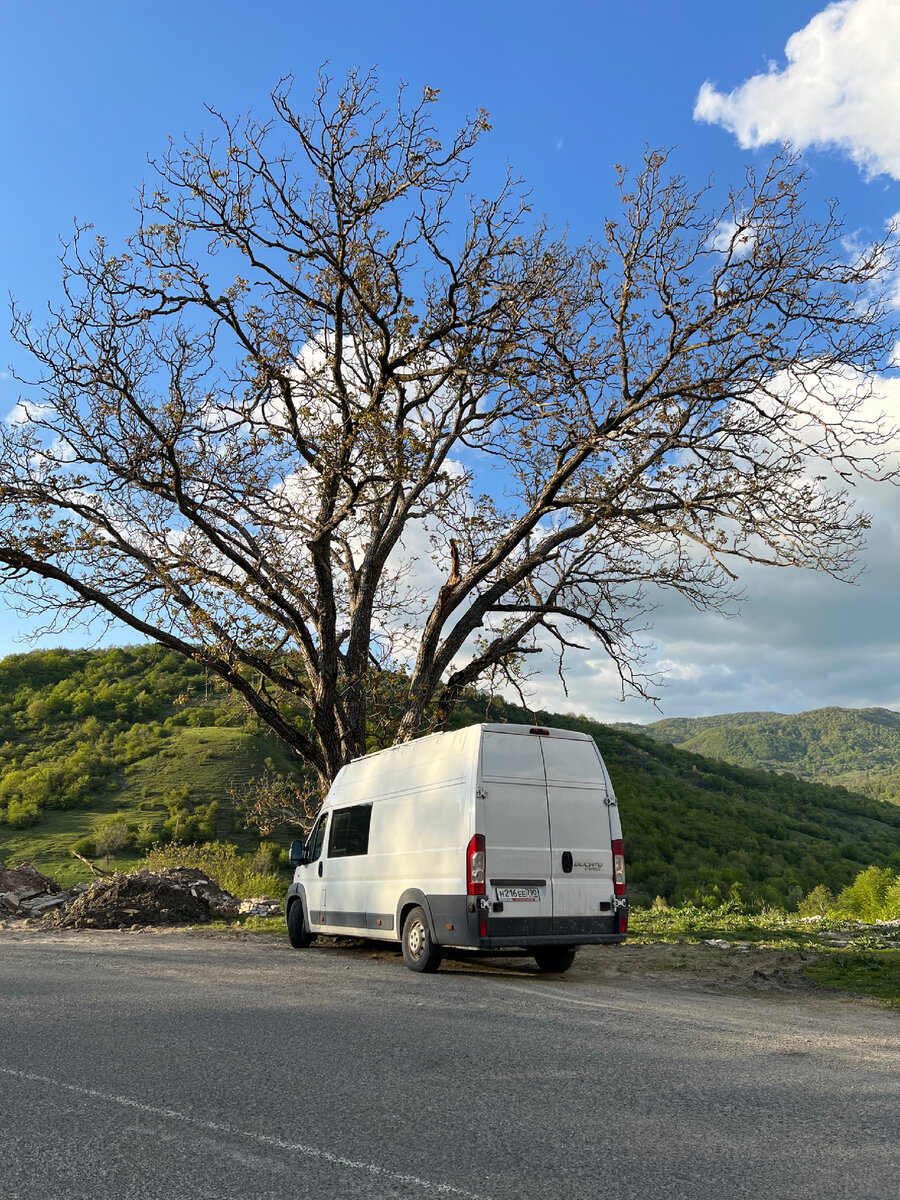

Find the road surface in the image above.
[{"left": 0, "top": 929, "right": 897, "bottom": 1199}]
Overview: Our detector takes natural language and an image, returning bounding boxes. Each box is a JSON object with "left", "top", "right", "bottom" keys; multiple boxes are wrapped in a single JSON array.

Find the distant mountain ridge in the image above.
[{"left": 612, "top": 707, "right": 900, "bottom": 804}]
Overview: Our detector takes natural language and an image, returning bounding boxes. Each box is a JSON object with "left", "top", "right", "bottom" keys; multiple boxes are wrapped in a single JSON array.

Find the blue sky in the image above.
[{"left": 3, "top": 0, "right": 900, "bottom": 721}]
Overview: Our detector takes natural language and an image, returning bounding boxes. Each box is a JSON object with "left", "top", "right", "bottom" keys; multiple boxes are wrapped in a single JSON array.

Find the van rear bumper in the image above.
[
  {"left": 430, "top": 895, "right": 628, "bottom": 948},
  {"left": 478, "top": 933, "right": 626, "bottom": 948}
]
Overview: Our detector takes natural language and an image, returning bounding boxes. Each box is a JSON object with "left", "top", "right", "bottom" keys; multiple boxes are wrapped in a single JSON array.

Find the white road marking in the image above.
[{"left": 0, "top": 1066, "right": 488, "bottom": 1199}]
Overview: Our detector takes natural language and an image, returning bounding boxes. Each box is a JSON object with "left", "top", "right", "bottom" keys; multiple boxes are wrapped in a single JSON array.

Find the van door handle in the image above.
[
  {"left": 561, "top": 851, "right": 573, "bottom": 873},
  {"left": 317, "top": 862, "right": 323, "bottom": 878}
]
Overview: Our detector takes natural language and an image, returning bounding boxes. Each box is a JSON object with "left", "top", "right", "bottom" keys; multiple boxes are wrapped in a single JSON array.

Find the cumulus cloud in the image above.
[{"left": 694, "top": 0, "right": 900, "bottom": 180}]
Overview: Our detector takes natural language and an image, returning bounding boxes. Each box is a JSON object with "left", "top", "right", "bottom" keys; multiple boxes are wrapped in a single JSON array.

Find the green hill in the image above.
[
  {"left": 0, "top": 646, "right": 301, "bottom": 882},
  {"left": 1, "top": 648, "right": 899, "bottom": 905},
  {"left": 615, "top": 707, "right": 900, "bottom": 804}
]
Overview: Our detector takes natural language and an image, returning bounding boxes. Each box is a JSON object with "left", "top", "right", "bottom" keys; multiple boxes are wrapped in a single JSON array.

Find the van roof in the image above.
[
  {"left": 479, "top": 723, "right": 594, "bottom": 740},
  {"left": 348, "top": 722, "right": 595, "bottom": 765}
]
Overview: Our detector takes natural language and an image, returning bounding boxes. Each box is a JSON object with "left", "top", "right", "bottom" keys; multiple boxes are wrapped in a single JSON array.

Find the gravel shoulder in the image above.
[{"left": 0, "top": 921, "right": 870, "bottom": 1008}]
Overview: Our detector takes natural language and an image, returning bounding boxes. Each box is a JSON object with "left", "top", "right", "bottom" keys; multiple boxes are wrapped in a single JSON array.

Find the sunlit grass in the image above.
[{"left": 803, "top": 951, "right": 900, "bottom": 1009}]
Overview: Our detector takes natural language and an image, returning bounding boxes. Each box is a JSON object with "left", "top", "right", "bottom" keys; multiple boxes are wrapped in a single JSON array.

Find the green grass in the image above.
[
  {"left": 204, "top": 914, "right": 285, "bottom": 934},
  {"left": 803, "top": 951, "right": 900, "bottom": 1009},
  {"left": 0, "top": 802, "right": 165, "bottom": 884},
  {"left": 117, "top": 726, "right": 296, "bottom": 812},
  {"left": 628, "top": 904, "right": 900, "bottom": 950}
]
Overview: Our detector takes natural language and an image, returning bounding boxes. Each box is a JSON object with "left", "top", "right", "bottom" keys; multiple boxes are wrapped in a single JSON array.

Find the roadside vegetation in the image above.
[
  {"left": 628, "top": 871, "right": 900, "bottom": 1010},
  {"left": 141, "top": 841, "right": 288, "bottom": 901}
]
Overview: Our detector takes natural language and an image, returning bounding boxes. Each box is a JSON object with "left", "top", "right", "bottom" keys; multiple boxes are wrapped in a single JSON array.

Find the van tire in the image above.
[
  {"left": 401, "top": 906, "right": 443, "bottom": 973},
  {"left": 533, "top": 947, "right": 576, "bottom": 973},
  {"left": 287, "top": 899, "right": 314, "bottom": 949}
]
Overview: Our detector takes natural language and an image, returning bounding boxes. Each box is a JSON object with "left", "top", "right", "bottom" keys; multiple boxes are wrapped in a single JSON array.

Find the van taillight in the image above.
[
  {"left": 612, "top": 839, "right": 626, "bottom": 896},
  {"left": 467, "top": 834, "right": 486, "bottom": 896}
]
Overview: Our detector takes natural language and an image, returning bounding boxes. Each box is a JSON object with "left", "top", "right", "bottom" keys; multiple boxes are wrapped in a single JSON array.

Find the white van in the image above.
[{"left": 285, "top": 723, "right": 627, "bottom": 973}]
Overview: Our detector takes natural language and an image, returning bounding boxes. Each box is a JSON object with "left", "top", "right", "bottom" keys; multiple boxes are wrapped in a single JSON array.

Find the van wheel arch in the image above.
[{"left": 396, "top": 890, "right": 437, "bottom": 943}]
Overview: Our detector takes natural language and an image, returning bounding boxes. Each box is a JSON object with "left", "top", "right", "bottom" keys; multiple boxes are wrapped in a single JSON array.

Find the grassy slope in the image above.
[
  {"left": 1, "top": 727, "right": 302, "bottom": 884},
  {"left": 0, "top": 646, "right": 302, "bottom": 883}
]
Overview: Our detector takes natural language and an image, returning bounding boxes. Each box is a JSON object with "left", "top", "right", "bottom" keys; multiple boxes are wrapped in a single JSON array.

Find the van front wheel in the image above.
[
  {"left": 533, "top": 947, "right": 576, "bottom": 973},
  {"left": 402, "top": 907, "right": 443, "bottom": 973},
  {"left": 287, "top": 900, "right": 314, "bottom": 949}
]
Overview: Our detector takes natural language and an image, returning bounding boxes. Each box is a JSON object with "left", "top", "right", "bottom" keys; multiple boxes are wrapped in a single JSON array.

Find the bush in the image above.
[
  {"left": 140, "top": 840, "right": 287, "bottom": 899},
  {"left": 93, "top": 818, "right": 132, "bottom": 865},
  {"left": 6, "top": 794, "right": 40, "bottom": 827},
  {"left": 160, "top": 789, "right": 218, "bottom": 843},
  {"left": 832, "top": 866, "right": 897, "bottom": 922},
  {"left": 883, "top": 878, "right": 900, "bottom": 921},
  {"left": 798, "top": 884, "right": 834, "bottom": 917}
]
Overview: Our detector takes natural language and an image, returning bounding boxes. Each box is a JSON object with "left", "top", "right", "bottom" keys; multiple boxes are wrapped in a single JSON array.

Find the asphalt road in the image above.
[{"left": 0, "top": 930, "right": 897, "bottom": 1200}]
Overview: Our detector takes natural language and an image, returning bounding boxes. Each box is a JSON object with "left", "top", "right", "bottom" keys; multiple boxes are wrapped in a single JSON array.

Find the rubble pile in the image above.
[
  {"left": 238, "top": 896, "right": 283, "bottom": 917},
  {"left": 0, "top": 863, "right": 71, "bottom": 918},
  {"left": 49, "top": 868, "right": 240, "bottom": 929}
]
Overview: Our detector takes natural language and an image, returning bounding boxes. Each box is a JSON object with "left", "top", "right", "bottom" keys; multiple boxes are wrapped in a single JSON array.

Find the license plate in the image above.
[{"left": 495, "top": 886, "right": 540, "bottom": 902}]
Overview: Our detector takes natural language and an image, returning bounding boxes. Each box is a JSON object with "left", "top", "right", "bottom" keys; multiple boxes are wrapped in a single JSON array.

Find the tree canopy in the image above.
[{"left": 2, "top": 70, "right": 897, "bottom": 786}]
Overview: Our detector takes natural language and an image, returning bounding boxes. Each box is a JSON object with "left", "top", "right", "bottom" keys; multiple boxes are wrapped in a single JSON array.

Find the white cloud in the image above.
[{"left": 694, "top": 0, "right": 900, "bottom": 181}]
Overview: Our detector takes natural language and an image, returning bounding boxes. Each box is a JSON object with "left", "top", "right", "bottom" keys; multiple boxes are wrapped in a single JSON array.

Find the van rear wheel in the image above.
[
  {"left": 402, "top": 907, "right": 443, "bottom": 973},
  {"left": 533, "top": 947, "right": 576, "bottom": 973},
  {"left": 287, "top": 899, "right": 314, "bottom": 949}
]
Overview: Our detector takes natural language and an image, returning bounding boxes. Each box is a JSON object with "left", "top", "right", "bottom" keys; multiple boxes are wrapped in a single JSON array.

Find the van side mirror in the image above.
[{"left": 288, "top": 839, "right": 308, "bottom": 867}]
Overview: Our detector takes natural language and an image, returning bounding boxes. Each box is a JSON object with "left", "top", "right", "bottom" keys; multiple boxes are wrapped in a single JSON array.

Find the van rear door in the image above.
[
  {"left": 539, "top": 736, "right": 615, "bottom": 935},
  {"left": 480, "top": 733, "right": 553, "bottom": 932}
]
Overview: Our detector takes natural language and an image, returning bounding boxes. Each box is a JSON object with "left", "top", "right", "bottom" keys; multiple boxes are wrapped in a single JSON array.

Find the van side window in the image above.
[
  {"left": 327, "top": 804, "right": 373, "bottom": 858},
  {"left": 307, "top": 813, "right": 328, "bottom": 864}
]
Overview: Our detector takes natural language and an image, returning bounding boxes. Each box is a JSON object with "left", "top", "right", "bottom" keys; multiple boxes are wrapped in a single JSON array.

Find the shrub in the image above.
[
  {"left": 798, "top": 884, "right": 834, "bottom": 917},
  {"left": 833, "top": 866, "right": 897, "bottom": 923},
  {"left": 6, "top": 794, "right": 40, "bottom": 827},
  {"left": 160, "top": 789, "right": 218, "bottom": 843},
  {"left": 93, "top": 818, "right": 131, "bottom": 866},
  {"left": 883, "top": 878, "right": 900, "bottom": 921}
]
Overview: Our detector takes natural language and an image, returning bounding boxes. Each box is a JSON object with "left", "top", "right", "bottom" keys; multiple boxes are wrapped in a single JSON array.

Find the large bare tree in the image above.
[{"left": 2, "top": 70, "right": 897, "bottom": 788}]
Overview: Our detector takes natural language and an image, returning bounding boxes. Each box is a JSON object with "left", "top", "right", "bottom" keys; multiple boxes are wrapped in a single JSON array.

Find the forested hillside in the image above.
[
  {"left": 614, "top": 707, "right": 900, "bottom": 803},
  {"left": 1, "top": 648, "right": 899, "bottom": 905}
]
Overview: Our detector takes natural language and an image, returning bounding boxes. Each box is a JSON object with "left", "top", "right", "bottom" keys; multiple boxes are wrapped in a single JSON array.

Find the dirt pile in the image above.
[{"left": 45, "top": 868, "right": 239, "bottom": 929}]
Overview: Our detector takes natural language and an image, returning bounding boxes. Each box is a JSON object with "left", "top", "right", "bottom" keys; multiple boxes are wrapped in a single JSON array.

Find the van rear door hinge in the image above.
[{"left": 476, "top": 788, "right": 488, "bottom": 800}]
